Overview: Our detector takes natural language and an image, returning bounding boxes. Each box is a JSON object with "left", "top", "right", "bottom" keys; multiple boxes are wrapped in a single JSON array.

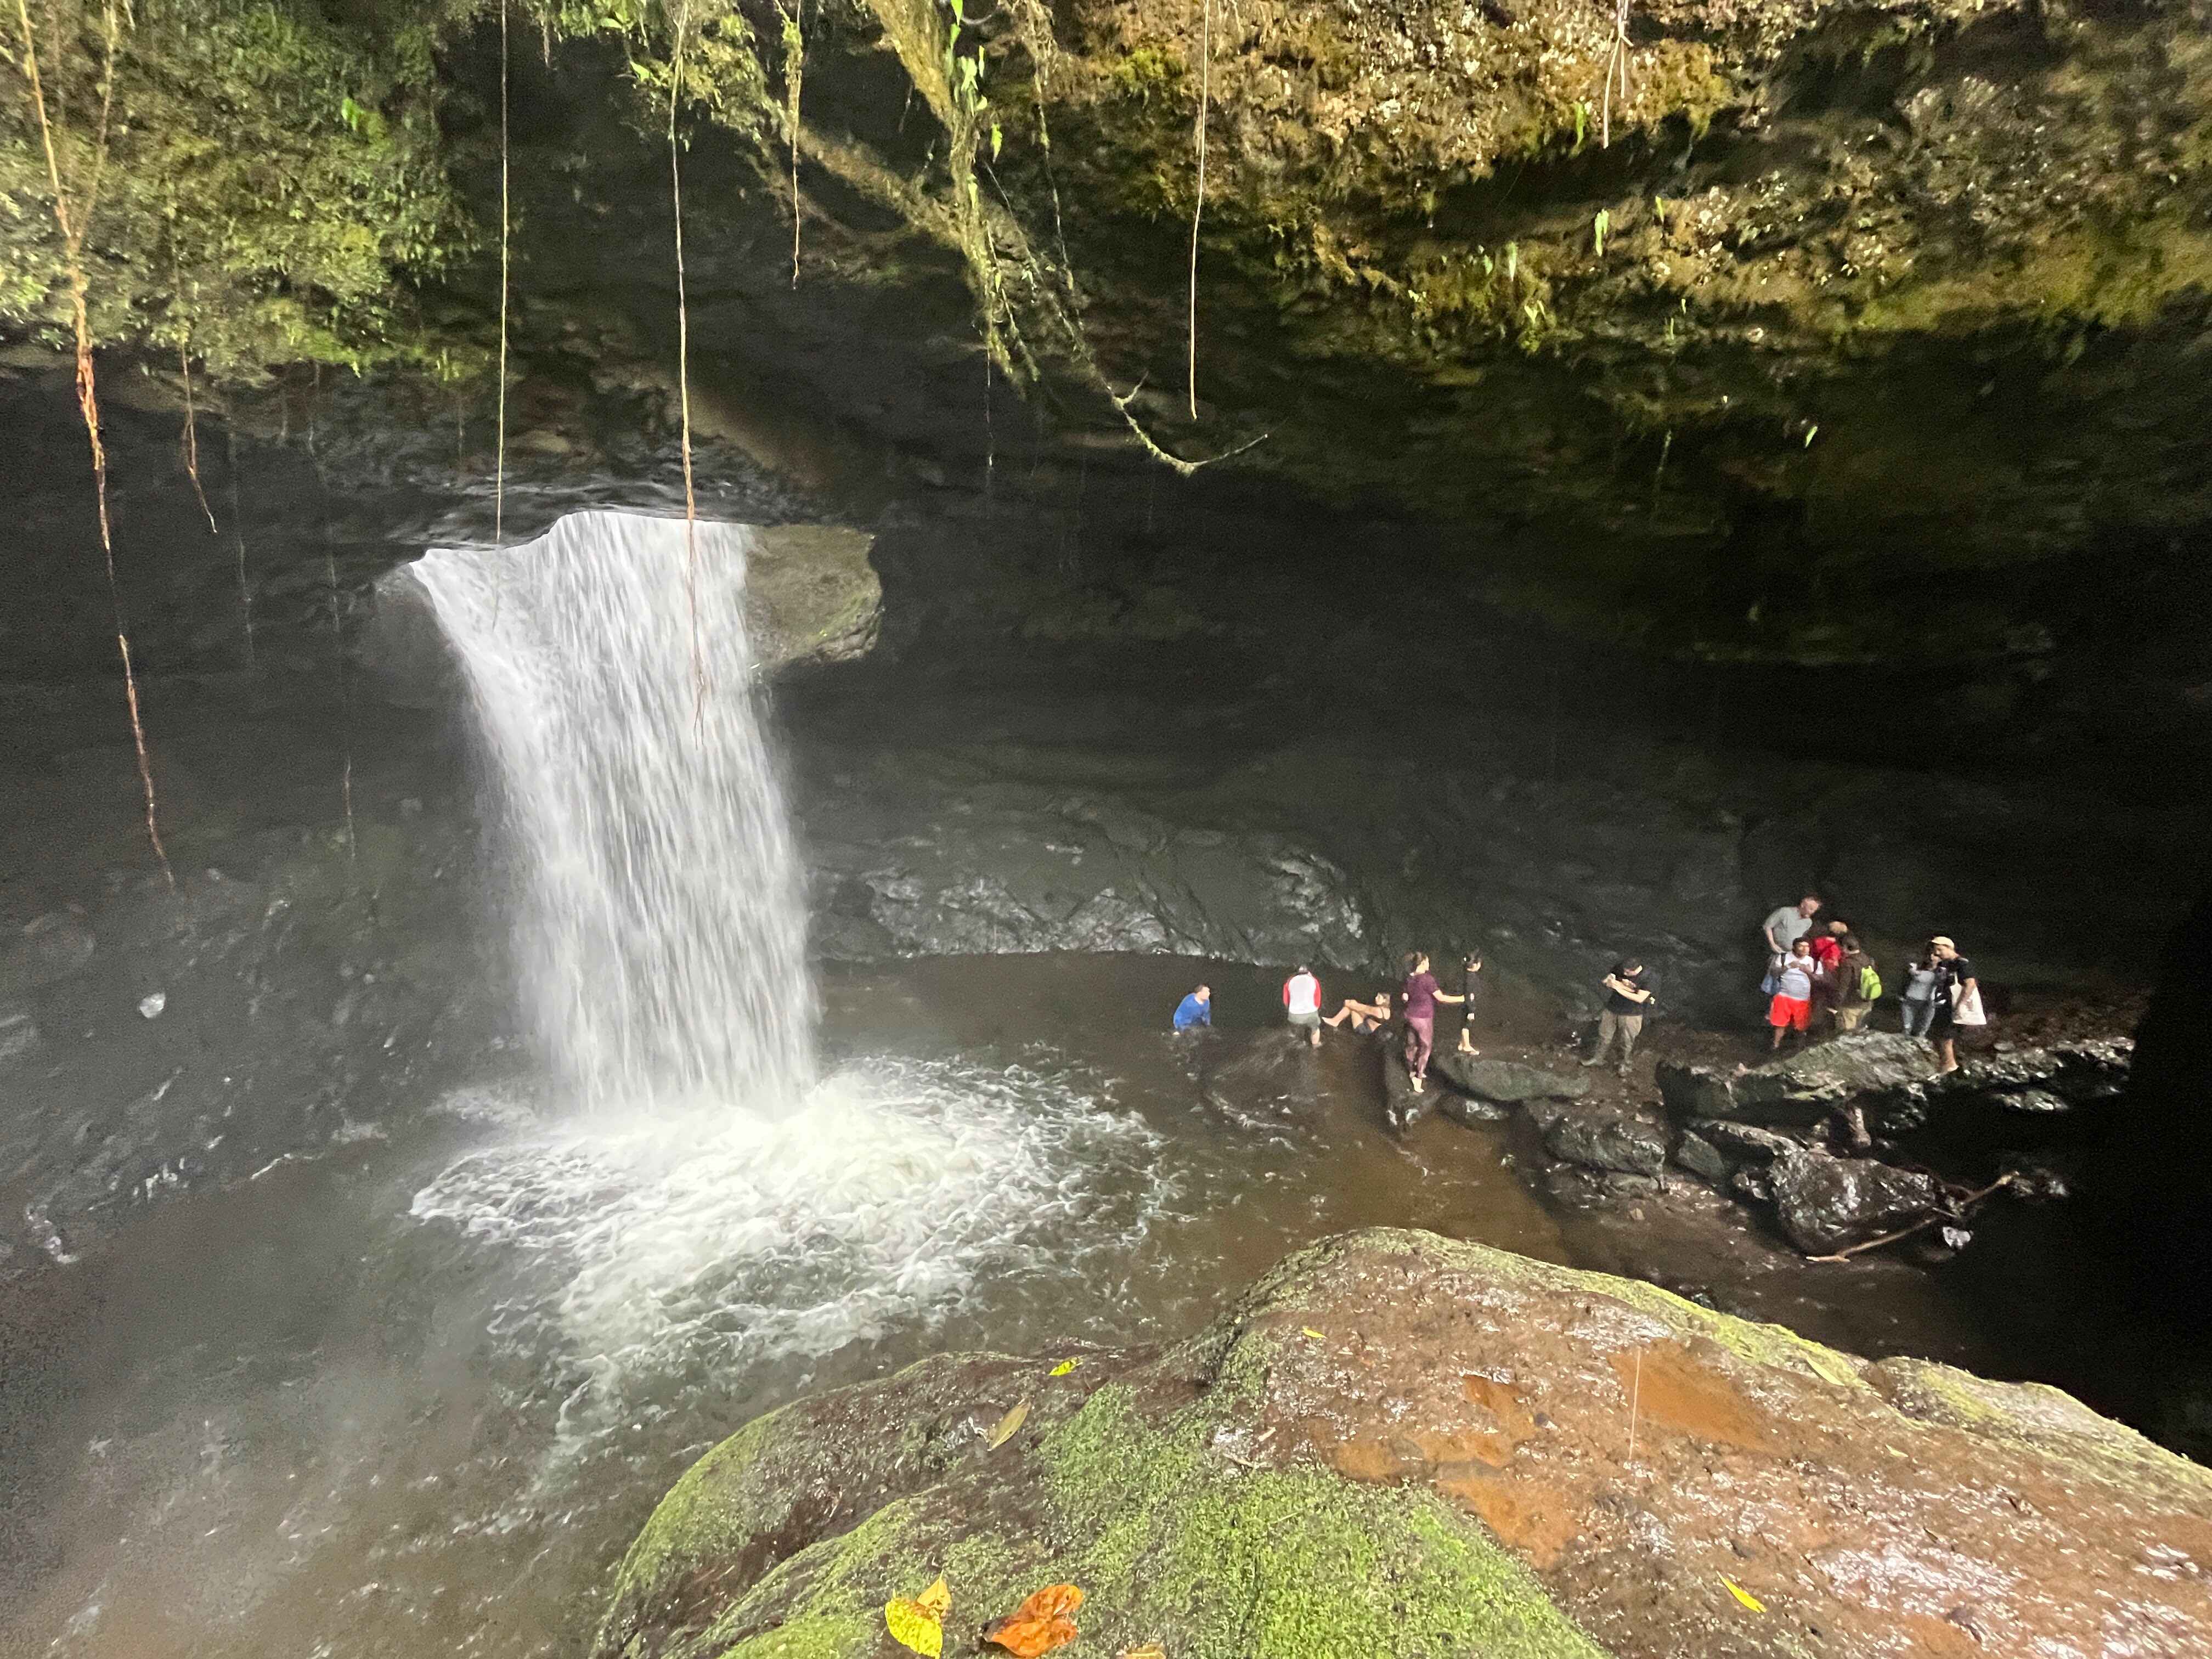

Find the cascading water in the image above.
[
  {"left": 404, "top": 510, "right": 1165, "bottom": 1453},
  {"left": 414, "top": 511, "right": 814, "bottom": 1110}
]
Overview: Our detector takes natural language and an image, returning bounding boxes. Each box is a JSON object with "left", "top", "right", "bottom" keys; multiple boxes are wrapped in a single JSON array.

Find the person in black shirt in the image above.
[
  {"left": 1455, "top": 951, "right": 1485, "bottom": 1056},
  {"left": 1583, "top": 958, "right": 1655, "bottom": 1075},
  {"left": 1926, "top": 935, "right": 1982, "bottom": 1073}
]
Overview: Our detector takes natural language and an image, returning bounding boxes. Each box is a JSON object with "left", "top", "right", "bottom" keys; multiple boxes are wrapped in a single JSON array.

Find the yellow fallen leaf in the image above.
[
  {"left": 1301, "top": 1327, "right": 1325, "bottom": 1340},
  {"left": 885, "top": 1582, "right": 947, "bottom": 1658},
  {"left": 1721, "top": 1576, "right": 1766, "bottom": 1613},
  {"left": 1120, "top": 1646, "right": 1168, "bottom": 1659},
  {"left": 988, "top": 1399, "right": 1031, "bottom": 1449},
  {"left": 1048, "top": 1358, "right": 1081, "bottom": 1378}
]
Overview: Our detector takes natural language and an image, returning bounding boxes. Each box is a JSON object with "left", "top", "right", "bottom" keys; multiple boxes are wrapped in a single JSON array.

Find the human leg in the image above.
[
  {"left": 1585, "top": 1010, "right": 1621, "bottom": 1068},
  {"left": 1614, "top": 1013, "right": 1644, "bottom": 1071},
  {"left": 1404, "top": 1014, "right": 1434, "bottom": 1085}
]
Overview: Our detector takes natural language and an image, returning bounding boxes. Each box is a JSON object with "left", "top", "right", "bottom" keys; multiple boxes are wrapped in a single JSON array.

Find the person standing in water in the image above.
[
  {"left": 1283, "top": 964, "right": 1324, "bottom": 1048},
  {"left": 1399, "top": 951, "right": 1464, "bottom": 1092},
  {"left": 1172, "top": 984, "right": 1212, "bottom": 1030}
]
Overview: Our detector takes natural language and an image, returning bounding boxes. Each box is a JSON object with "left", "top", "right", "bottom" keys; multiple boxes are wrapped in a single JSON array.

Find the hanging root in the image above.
[
  {"left": 225, "top": 421, "right": 255, "bottom": 667},
  {"left": 495, "top": 0, "right": 511, "bottom": 546},
  {"left": 1600, "top": 0, "right": 1633, "bottom": 149},
  {"left": 304, "top": 365, "right": 356, "bottom": 870},
  {"left": 177, "top": 340, "right": 216, "bottom": 535},
  {"left": 780, "top": 0, "right": 804, "bottom": 286},
  {"left": 1187, "top": 0, "right": 1211, "bottom": 421},
  {"left": 668, "top": 0, "right": 706, "bottom": 724},
  {"left": 1111, "top": 379, "right": 1267, "bottom": 477},
  {"left": 18, "top": 0, "right": 174, "bottom": 891}
]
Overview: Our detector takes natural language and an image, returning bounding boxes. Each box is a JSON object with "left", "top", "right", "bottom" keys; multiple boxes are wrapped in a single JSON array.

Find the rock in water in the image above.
[
  {"left": 1380, "top": 1041, "right": 1425, "bottom": 1133},
  {"left": 1769, "top": 1147, "right": 1944, "bottom": 1255},
  {"left": 1431, "top": 1053, "right": 1592, "bottom": 1103},
  {"left": 1539, "top": 1108, "right": 1670, "bottom": 1177},
  {"left": 1657, "top": 1033, "right": 1938, "bottom": 1127},
  {"left": 596, "top": 1229, "right": 2212, "bottom": 1659}
]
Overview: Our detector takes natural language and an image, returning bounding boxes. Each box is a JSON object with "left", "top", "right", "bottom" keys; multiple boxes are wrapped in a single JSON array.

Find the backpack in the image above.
[{"left": 1858, "top": 962, "right": 1883, "bottom": 1003}]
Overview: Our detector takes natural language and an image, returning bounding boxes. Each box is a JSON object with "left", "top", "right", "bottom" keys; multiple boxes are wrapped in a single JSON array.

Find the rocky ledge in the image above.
[{"left": 595, "top": 1228, "right": 2212, "bottom": 1659}]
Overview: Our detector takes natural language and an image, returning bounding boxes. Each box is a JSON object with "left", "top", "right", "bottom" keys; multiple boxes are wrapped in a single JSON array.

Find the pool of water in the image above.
[{"left": 0, "top": 953, "right": 1998, "bottom": 1659}]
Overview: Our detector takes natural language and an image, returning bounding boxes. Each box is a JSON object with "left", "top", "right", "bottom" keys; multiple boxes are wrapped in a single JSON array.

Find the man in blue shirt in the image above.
[{"left": 1173, "top": 984, "right": 1212, "bottom": 1030}]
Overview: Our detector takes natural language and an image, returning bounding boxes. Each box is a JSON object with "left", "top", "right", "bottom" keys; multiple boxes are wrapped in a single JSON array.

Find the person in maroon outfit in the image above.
[{"left": 1398, "top": 951, "right": 1463, "bottom": 1092}]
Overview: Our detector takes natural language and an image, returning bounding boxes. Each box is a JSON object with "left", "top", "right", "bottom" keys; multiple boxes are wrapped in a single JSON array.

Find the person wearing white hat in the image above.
[{"left": 1926, "top": 936, "right": 1983, "bottom": 1073}]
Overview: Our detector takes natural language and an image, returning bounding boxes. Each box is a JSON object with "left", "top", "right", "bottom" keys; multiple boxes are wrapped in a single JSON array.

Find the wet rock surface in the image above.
[
  {"left": 597, "top": 1228, "right": 2212, "bottom": 1659},
  {"left": 1431, "top": 1054, "right": 1592, "bottom": 1104},
  {"left": 1767, "top": 1148, "right": 1947, "bottom": 1257}
]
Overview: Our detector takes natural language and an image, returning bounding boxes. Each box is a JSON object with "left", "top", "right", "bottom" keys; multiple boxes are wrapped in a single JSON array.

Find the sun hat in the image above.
[{"left": 1929, "top": 935, "right": 1956, "bottom": 949}]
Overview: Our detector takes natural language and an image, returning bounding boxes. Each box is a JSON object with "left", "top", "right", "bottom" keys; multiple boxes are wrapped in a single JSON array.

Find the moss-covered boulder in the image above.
[{"left": 596, "top": 1228, "right": 2212, "bottom": 1659}]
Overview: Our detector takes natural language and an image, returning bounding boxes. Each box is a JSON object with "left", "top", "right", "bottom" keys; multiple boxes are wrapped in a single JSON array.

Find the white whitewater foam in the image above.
[
  {"left": 411, "top": 1057, "right": 1165, "bottom": 1438},
  {"left": 413, "top": 512, "right": 815, "bottom": 1110}
]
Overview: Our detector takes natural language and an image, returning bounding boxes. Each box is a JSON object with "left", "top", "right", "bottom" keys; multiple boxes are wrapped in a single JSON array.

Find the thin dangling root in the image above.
[
  {"left": 496, "top": 0, "right": 511, "bottom": 547},
  {"left": 1187, "top": 0, "right": 1211, "bottom": 421},
  {"left": 668, "top": 0, "right": 706, "bottom": 725},
  {"left": 18, "top": 0, "right": 174, "bottom": 891},
  {"left": 306, "top": 366, "right": 356, "bottom": 871},
  {"left": 778, "top": 0, "right": 804, "bottom": 286},
  {"left": 226, "top": 421, "right": 255, "bottom": 667},
  {"left": 176, "top": 334, "right": 217, "bottom": 534}
]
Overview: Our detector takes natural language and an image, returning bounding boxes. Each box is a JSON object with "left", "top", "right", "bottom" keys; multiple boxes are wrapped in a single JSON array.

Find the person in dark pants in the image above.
[
  {"left": 1583, "top": 959, "right": 1655, "bottom": 1075},
  {"left": 1455, "top": 951, "right": 1485, "bottom": 1056},
  {"left": 1399, "top": 952, "right": 1463, "bottom": 1093},
  {"left": 1927, "top": 936, "right": 1982, "bottom": 1073}
]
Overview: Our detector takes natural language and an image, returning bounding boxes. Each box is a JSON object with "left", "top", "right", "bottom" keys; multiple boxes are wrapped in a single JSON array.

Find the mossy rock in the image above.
[{"left": 596, "top": 1229, "right": 2212, "bottom": 1659}]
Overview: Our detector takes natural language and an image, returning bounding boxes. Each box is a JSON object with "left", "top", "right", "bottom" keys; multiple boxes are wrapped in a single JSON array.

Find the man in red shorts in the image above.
[{"left": 1768, "top": 937, "right": 1817, "bottom": 1051}]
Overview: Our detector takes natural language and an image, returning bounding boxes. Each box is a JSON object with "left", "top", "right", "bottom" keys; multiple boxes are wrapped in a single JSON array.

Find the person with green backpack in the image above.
[{"left": 1830, "top": 933, "right": 1881, "bottom": 1033}]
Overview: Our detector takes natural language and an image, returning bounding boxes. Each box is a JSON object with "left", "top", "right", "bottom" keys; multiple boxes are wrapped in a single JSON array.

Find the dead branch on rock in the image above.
[{"left": 1807, "top": 1173, "right": 2017, "bottom": 1263}]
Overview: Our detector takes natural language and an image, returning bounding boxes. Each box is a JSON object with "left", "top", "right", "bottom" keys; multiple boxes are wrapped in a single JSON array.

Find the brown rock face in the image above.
[{"left": 601, "top": 1228, "right": 2212, "bottom": 1659}]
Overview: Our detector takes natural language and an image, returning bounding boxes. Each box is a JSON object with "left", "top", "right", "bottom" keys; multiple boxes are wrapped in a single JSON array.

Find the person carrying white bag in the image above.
[{"left": 1926, "top": 935, "right": 1985, "bottom": 1073}]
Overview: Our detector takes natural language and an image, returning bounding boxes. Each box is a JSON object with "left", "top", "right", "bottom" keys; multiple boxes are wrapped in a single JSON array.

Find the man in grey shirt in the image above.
[{"left": 1762, "top": 894, "right": 1822, "bottom": 957}]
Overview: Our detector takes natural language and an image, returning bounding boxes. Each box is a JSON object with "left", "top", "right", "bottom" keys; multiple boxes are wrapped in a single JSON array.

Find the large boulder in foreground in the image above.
[{"left": 594, "top": 1230, "right": 2212, "bottom": 1659}]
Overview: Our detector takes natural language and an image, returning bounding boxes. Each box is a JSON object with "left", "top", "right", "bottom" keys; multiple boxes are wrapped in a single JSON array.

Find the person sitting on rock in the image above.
[
  {"left": 1172, "top": 984, "right": 1212, "bottom": 1031},
  {"left": 1829, "top": 933, "right": 1877, "bottom": 1033},
  {"left": 1324, "top": 989, "right": 1393, "bottom": 1034},
  {"left": 1400, "top": 952, "right": 1464, "bottom": 1093},
  {"left": 1583, "top": 958, "right": 1654, "bottom": 1075},
  {"left": 1455, "top": 951, "right": 1485, "bottom": 1056},
  {"left": 1282, "top": 965, "right": 1324, "bottom": 1048},
  {"left": 1767, "top": 938, "right": 1818, "bottom": 1051}
]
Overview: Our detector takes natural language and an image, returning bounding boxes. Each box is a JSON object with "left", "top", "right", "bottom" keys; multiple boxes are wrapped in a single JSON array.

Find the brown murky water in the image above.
[{"left": 0, "top": 953, "right": 2008, "bottom": 1659}]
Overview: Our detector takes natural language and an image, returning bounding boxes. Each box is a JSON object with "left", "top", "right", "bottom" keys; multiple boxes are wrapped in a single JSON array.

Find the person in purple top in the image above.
[{"left": 1398, "top": 951, "right": 1464, "bottom": 1093}]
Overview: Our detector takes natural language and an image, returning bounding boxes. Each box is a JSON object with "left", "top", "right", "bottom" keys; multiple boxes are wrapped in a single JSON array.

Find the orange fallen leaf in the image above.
[
  {"left": 982, "top": 1582, "right": 1084, "bottom": 1657},
  {"left": 1720, "top": 1576, "right": 1766, "bottom": 1613}
]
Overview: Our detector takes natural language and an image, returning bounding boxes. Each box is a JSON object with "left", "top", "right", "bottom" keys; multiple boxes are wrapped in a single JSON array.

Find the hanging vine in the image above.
[
  {"left": 14, "top": 0, "right": 174, "bottom": 891},
  {"left": 496, "top": 0, "right": 512, "bottom": 547},
  {"left": 1187, "top": 0, "right": 1210, "bottom": 420},
  {"left": 777, "top": 0, "right": 803, "bottom": 285}
]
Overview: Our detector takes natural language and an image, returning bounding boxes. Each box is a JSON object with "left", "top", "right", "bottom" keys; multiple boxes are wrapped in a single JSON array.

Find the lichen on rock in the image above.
[{"left": 595, "top": 1228, "right": 2212, "bottom": 1659}]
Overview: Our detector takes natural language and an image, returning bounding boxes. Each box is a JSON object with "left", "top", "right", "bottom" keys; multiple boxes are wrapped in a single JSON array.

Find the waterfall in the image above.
[{"left": 414, "top": 510, "right": 816, "bottom": 1110}]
